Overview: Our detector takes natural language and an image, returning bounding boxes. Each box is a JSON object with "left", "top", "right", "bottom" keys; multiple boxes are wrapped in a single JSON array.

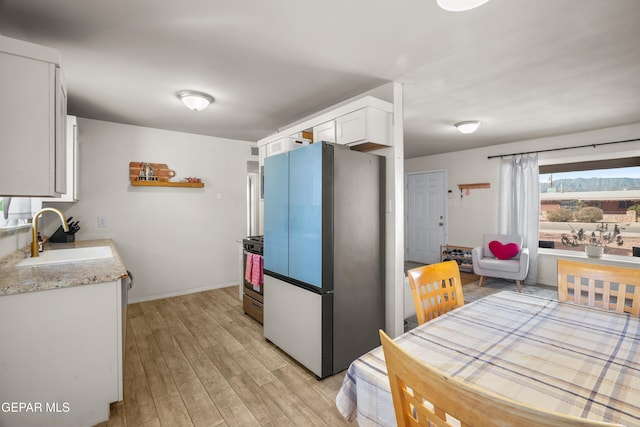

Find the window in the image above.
[
  {"left": 539, "top": 158, "right": 640, "bottom": 257},
  {"left": 0, "top": 197, "right": 39, "bottom": 229}
]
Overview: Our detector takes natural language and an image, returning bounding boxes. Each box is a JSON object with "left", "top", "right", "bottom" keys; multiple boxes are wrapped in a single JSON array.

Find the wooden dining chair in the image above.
[
  {"left": 557, "top": 259, "right": 640, "bottom": 316},
  {"left": 407, "top": 260, "right": 464, "bottom": 325},
  {"left": 379, "top": 329, "right": 625, "bottom": 427}
]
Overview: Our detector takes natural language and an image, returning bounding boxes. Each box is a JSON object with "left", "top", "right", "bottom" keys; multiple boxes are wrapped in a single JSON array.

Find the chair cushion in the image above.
[
  {"left": 488, "top": 241, "right": 520, "bottom": 260},
  {"left": 482, "top": 234, "right": 523, "bottom": 259},
  {"left": 477, "top": 258, "right": 521, "bottom": 273}
]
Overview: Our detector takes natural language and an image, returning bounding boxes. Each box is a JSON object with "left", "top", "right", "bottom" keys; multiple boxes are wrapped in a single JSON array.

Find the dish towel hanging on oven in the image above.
[
  {"left": 245, "top": 253, "right": 254, "bottom": 284},
  {"left": 251, "top": 254, "right": 263, "bottom": 291},
  {"left": 244, "top": 253, "right": 264, "bottom": 291}
]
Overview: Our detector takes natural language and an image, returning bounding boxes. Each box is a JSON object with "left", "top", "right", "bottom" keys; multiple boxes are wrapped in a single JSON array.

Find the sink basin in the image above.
[{"left": 17, "top": 246, "right": 114, "bottom": 266}]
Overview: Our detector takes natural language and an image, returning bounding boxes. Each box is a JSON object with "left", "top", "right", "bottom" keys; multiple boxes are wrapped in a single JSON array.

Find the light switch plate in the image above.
[{"left": 97, "top": 215, "right": 108, "bottom": 228}]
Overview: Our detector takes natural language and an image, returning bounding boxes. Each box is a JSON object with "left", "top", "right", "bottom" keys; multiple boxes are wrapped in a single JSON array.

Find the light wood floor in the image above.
[
  {"left": 97, "top": 286, "right": 350, "bottom": 427},
  {"left": 460, "top": 271, "right": 479, "bottom": 285}
]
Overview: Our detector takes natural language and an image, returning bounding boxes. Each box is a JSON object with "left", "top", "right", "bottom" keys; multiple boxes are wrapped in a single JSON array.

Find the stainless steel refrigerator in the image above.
[{"left": 263, "top": 142, "right": 384, "bottom": 379}]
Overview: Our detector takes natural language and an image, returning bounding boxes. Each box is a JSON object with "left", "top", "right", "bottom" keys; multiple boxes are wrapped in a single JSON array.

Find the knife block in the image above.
[{"left": 49, "top": 226, "right": 76, "bottom": 243}]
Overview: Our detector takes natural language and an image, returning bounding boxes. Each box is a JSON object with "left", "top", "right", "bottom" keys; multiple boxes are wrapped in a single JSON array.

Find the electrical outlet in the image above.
[{"left": 97, "top": 215, "right": 108, "bottom": 228}]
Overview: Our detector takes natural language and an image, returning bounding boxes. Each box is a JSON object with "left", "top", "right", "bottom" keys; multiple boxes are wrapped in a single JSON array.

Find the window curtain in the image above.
[
  {"left": 498, "top": 155, "right": 540, "bottom": 285},
  {"left": 1, "top": 197, "right": 42, "bottom": 227}
]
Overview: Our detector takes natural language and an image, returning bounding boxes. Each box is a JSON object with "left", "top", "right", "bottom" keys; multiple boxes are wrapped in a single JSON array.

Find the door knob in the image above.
[{"left": 438, "top": 222, "right": 444, "bottom": 226}]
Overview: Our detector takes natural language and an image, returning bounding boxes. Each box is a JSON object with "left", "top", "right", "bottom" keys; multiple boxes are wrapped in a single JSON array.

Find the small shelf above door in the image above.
[{"left": 131, "top": 181, "right": 204, "bottom": 188}]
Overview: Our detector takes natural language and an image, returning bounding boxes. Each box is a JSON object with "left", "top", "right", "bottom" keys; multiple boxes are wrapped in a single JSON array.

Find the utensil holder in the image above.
[{"left": 49, "top": 226, "right": 76, "bottom": 243}]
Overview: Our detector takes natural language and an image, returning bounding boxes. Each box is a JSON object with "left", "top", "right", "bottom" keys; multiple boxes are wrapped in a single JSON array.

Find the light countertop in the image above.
[{"left": 0, "top": 239, "right": 128, "bottom": 297}]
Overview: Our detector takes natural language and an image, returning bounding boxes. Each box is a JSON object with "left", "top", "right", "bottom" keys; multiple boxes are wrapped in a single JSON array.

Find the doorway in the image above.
[
  {"left": 406, "top": 170, "right": 446, "bottom": 264},
  {"left": 246, "top": 161, "right": 259, "bottom": 236}
]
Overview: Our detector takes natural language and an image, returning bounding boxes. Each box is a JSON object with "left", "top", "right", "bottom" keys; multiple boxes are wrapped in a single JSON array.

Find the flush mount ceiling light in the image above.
[
  {"left": 177, "top": 90, "right": 214, "bottom": 111},
  {"left": 455, "top": 120, "right": 482, "bottom": 134},
  {"left": 437, "top": 0, "right": 491, "bottom": 11}
]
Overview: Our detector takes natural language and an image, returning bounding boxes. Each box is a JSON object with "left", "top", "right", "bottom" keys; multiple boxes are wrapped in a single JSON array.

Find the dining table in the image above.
[{"left": 335, "top": 291, "right": 640, "bottom": 426}]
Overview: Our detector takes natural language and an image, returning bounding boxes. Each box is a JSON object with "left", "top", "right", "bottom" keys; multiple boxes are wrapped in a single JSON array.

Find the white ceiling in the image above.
[{"left": 1, "top": 0, "right": 639, "bottom": 158}]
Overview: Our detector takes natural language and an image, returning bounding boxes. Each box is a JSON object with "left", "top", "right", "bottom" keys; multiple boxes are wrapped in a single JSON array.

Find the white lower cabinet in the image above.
[{"left": 0, "top": 280, "right": 123, "bottom": 427}]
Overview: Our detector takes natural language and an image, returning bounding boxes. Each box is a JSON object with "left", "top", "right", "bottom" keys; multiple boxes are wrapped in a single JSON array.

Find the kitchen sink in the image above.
[{"left": 17, "top": 246, "right": 114, "bottom": 267}]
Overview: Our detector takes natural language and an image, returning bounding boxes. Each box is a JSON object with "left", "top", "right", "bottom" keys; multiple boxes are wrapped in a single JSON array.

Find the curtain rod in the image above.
[{"left": 487, "top": 137, "right": 640, "bottom": 159}]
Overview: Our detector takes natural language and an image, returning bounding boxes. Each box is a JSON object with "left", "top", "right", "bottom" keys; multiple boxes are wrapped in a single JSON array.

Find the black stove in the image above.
[
  {"left": 243, "top": 235, "right": 263, "bottom": 254},
  {"left": 242, "top": 235, "right": 264, "bottom": 323}
]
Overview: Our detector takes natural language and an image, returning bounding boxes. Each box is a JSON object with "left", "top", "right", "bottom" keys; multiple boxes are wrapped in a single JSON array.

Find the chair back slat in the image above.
[
  {"left": 557, "top": 259, "right": 640, "bottom": 316},
  {"left": 379, "top": 329, "right": 625, "bottom": 427},
  {"left": 407, "top": 261, "right": 464, "bottom": 325}
]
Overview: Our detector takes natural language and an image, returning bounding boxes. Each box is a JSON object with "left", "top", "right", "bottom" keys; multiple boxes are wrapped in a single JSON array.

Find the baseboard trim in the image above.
[{"left": 127, "top": 281, "right": 239, "bottom": 304}]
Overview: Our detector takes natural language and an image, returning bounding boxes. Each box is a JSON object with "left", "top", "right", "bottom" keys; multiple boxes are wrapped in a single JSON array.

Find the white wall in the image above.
[
  {"left": 405, "top": 122, "right": 640, "bottom": 281},
  {"left": 44, "top": 118, "right": 255, "bottom": 302},
  {"left": 406, "top": 149, "right": 500, "bottom": 248}
]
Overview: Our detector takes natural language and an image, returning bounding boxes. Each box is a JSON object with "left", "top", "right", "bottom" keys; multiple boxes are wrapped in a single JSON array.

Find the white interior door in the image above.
[{"left": 406, "top": 171, "right": 446, "bottom": 264}]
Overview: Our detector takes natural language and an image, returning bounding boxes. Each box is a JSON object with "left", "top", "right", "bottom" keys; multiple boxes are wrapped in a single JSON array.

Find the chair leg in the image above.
[
  {"left": 515, "top": 280, "right": 522, "bottom": 293},
  {"left": 478, "top": 276, "right": 485, "bottom": 288}
]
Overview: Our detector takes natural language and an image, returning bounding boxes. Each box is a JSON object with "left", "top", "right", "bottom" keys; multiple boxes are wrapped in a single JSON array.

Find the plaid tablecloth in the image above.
[{"left": 336, "top": 291, "right": 640, "bottom": 426}]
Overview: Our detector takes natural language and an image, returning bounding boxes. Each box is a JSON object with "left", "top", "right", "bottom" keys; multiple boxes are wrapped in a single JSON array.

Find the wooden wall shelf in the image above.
[
  {"left": 131, "top": 181, "right": 204, "bottom": 188},
  {"left": 458, "top": 183, "right": 490, "bottom": 190}
]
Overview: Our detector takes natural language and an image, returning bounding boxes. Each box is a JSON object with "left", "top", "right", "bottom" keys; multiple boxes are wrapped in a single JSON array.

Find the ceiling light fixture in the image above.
[
  {"left": 437, "top": 0, "right": 491, "bottom": 12},
  {"left": 455, "top": 120, "right": 482, "bottom": 134},
  {"left": 177, "top": 90, "right": 214, "bottom": 111}
]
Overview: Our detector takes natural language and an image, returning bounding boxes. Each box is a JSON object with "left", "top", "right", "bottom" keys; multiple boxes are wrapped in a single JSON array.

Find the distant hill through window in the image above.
[
  {"left": 540, "top": 177, "right": 640, "bottom": 192},
  {"left": 538, "top": 164, "right": 640, "bottom": 257}
]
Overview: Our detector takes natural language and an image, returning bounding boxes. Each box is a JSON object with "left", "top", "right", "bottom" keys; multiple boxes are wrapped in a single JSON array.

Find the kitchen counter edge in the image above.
[{"left": 0, "top": 239, "right": 128, "bottom": 297}]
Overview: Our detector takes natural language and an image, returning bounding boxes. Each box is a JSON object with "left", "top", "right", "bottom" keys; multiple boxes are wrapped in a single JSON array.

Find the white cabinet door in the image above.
[
  {"left": 266, "top": 138, "right": 292, "bottom": 157},
  {"left": 45, "top": 116, "right": 78, "bottom": 202},
  {"left": 335, "top": 107, "right": 392, "bottom": 150},
  {"left": 0, "top": 281, "right": 122, "bottom": 427},
  {"left": 0, "top": 37, "right": 66, "bottom": 197},
  {"left": 313, "top": 120, "right": 336, "bottom": 143},
  {"left": 54, "top": 68, "right": 67, "bottom": 195},
  {"left": 266, "top": 136, "right": 310, "bottom": 157},
  {"left": 336, "top": 109, "right": 367, "bottom": 144}
]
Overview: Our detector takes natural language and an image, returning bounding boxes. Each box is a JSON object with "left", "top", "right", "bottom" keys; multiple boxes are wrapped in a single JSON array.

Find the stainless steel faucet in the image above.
[{"left": 31, "top": 207, "right": 69, "bottom": 257}]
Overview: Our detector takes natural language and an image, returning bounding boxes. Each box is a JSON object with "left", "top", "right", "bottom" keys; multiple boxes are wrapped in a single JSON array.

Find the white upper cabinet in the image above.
[
  {"left": 257, "top": 96, "right": 393, "bottom": 156},
  {"left": 335, "top": 107, "right": 391, "bottom": 151},
  {"left": 46, "top": 116, "right": 78, "bottom": 202},
  {"left": 0, "top": 35, "right": 67, "bottom": 197},
  {"left": 55, "top": 68, "right": 68, "bottom": 195},
  {"left": 266, "top": 136, "right": 310, "bottom": 157},
  {"left": 312, "top": 121, "right": 336, "bottom": 143}
]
